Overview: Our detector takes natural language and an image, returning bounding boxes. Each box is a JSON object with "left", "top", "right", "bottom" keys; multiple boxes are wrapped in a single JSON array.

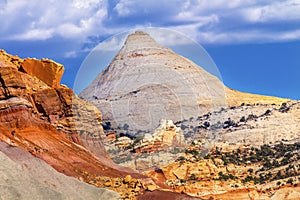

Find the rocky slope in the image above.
[
  {"left": 226, "top": 88, "right": 289, "bottom": 106},
  {"left": 147, "top": 140, "right": 300, "bottom": 199},
  {"left": 176, "top": 100, "right": 300, "bottom": 146},
  {"left": 106, "top": 119, "right": 186, "bottom": 172},
  {"left": 80, "top": 31, "right": 287, "bottom": 133}
]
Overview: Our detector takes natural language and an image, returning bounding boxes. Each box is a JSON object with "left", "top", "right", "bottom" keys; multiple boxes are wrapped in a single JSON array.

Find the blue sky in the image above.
[{"left": 0, "top": 0, "right": 299, "bottom": 99}]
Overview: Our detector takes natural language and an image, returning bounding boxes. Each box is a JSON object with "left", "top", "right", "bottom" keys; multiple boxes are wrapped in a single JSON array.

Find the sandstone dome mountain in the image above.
[
  {"left": 80, "top": 31, "right": 226, "bottom": 132},
  {"left": 80, "top": 31, "right": 286, "bottom": 132}
]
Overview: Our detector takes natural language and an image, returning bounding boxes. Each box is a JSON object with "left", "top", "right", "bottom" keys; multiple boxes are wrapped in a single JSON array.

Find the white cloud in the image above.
[
  {"left": 1, "top": 0, "right": 300, "bottom": 52},
  {"left": 165, "top": 0, "right": 300, "bottom": 44},
  {"left": 94, "top": 33, "right": 127, "bottom": 51},
  {"left": 112, "top": 0, "right": 185, "bottom": 18},
  {"left": 0, "top": 0, "right": 108, "bottom": 41},
  {"left": 173, "top": 12, "right": 219, "bottom": 26},
  {"left": 242, "top": 0, "right": 300, "bottom": 22},
  {"left": 0, "top": 0, "right": 6, "bottom": 9},
  {"left": 114, "top": 0, "right": 133, "bottom": 17},
  {"left": 64, "top": 50, "right": 78, "bottom": 58},
  {"left": 141, "top": 28, "right": 194, "bottom": 46},
  {"left": 273, "top": 29, "right": 300, "bottom": 41},
  {"left": 10, "top": 29, "right": 54, "bottom": 40},
  {"left": 194, "top": 29, "right": 300, "bottom": 44}
]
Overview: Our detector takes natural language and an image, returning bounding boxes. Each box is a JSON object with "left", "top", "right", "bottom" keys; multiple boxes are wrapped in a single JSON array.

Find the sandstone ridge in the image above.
[{"left": 0, "top": 49, "right": 63, "bottom": 89}]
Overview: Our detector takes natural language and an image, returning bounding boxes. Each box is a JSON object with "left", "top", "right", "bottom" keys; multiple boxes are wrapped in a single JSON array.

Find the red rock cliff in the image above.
[{"left": 0, "top": 49, "right": 108, "bottom": 159}]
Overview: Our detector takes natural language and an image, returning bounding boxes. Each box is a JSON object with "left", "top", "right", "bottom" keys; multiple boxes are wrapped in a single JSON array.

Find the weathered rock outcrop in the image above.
[
  {"left": 0, "top": 122, "right": 149, "bottom": 199},
  {"left": 105, "top": 119, "right": 186, "bottom": 172},
  {"left": 134, "top": 119, "right": 185, "bottom": 153},
  {"left": 0, "top": 50, "right": 144, "bottom": 177},
  {"left": 176, "top": 101, "right": 300, "bottom": 146},
  {"left": 138, "top": 190, "right": 200, "bottom": 200},
  {"left": 147, "top": 140, "right": 300, "bottom": 199},
  {"left": 22, "top": 58, "right": 64, "bottom": 88},
  {"left": 0, "top": 49, "right": 107, "bottom": 158}
]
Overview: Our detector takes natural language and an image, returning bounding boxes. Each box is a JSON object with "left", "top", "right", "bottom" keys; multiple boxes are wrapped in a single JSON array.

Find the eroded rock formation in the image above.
[
  {"left": 22, "top": 58, "right": 64, "bottom": 88},
  {"left": 134, "top": 119, "right": 185, "bottom": 153}
]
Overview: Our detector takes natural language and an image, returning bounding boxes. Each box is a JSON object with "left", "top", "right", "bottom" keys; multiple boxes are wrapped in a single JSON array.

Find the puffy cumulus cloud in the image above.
[
  {"left": 105, "top": 0, "right": 300, "bottom": 44},
  {"left": 165, "top": 0, "right": 300, "bottom": 43},
  {"left": 10, "top": 29, "right": 54, "bottom": 40},
  {"left": 1, "top": 0, "right": 300, "bottom": 54},
  {"left": 0, "top": 0, "right": 108, "bottom": 41},
  {"left": 114, "top": 0, "right": 133, "bottom": 17}
]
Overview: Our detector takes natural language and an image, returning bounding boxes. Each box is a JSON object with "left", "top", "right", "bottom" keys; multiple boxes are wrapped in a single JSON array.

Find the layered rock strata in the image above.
[
  {"left": 80, "top": 31, "right": 287, "bottom": 134},
  {"left": 0, "top": 49, "right": 106, "bottom": 158}
]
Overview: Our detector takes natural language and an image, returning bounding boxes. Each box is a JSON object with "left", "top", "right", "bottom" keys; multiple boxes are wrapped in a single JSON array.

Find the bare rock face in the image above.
[
  {"left": 0, "top": 49, "right": 23, "bottom": 69},
  {"left": 107, "top": 119, "right": 186, "bottom": 172},
  {"left": 182, "top": 101, "right": 300, "bottom": 146},
  {"left": 0, "top": 66, "right": 28, "bottom": 98},
  {"left": 22, "top": 58, "right": 64, "bottom": 88},
  {"left": 138, "top": 190, "right": 199, "bottom": 200},
  {"left": 80, "top": 31, "right": 287, "bottom": 134},
  {"left": 155, "top": 159, "right": 218, "bottom": 182},
  {"left": 80, "top": 31, "right": 227, "bottom": 132},
  {"left": 154, "top": 119, "right": 185, "bottom": 146},
  {"left": 271, "top": 187, "right": 300, "bottom": 200},
  {"left": 134, "top": 119, "right": 185, "bottom": 153},
  {"left": 0, "top": 49, "right": 107, "bottom": 159},
  {"left": 0, "top": 50, "right": 118, "bottom": 169}
]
